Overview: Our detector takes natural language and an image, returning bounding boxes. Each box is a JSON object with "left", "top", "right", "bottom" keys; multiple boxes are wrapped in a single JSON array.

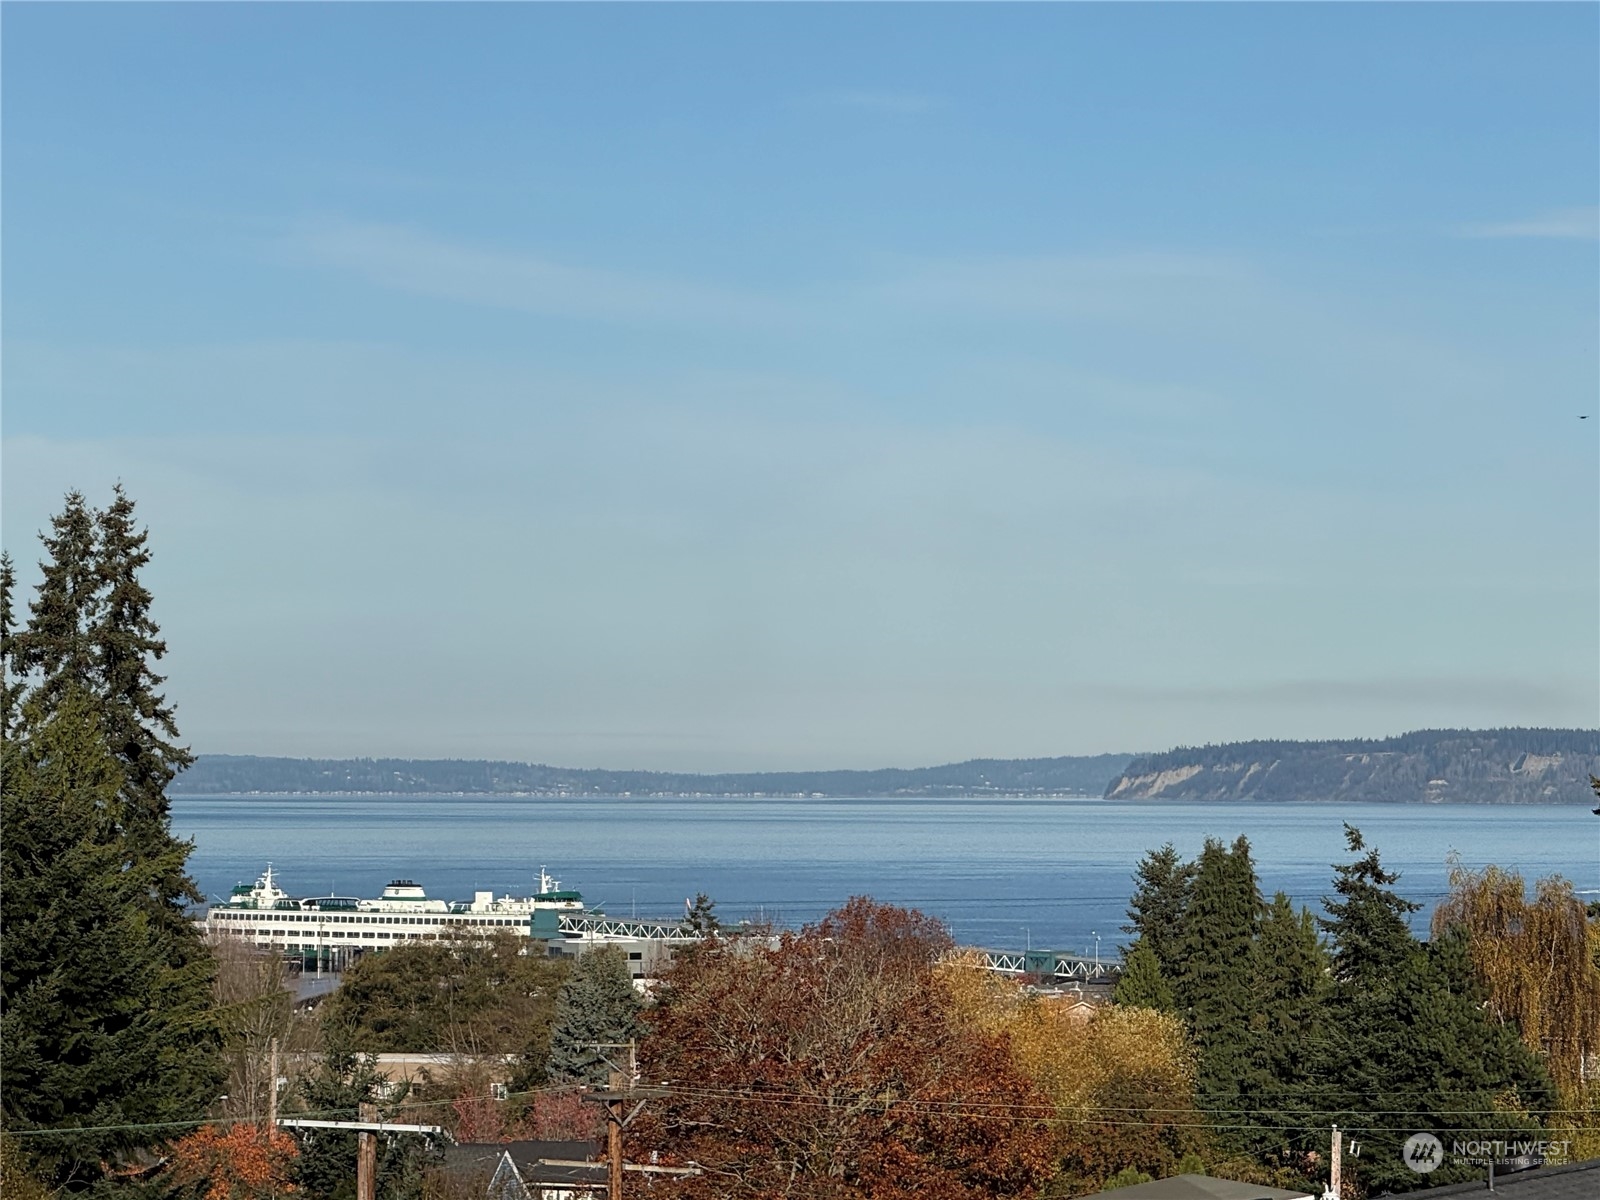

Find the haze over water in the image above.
[{"left": 174, "top": 795, "right": 1600, "bottom": 954}]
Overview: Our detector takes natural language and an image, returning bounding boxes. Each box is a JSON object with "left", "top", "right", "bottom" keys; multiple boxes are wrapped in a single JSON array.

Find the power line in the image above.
[{"left": 12, "top": 1071, "right": 1586, "bottom": 1142}]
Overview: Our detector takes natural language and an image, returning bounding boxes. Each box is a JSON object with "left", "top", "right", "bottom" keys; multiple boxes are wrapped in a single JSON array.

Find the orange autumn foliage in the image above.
[{"left": 169, "top": 1124, "right": 298, "bottom": 1200}]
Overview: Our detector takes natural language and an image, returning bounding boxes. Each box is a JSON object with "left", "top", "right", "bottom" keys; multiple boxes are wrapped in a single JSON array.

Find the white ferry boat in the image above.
[{"left": 205, "top": 865, "right": 700, "bottom": 979}]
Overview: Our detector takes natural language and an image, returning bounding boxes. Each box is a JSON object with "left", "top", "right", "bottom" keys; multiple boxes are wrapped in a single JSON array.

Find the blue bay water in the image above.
[{"left": 171, "top": 796, "right": 1600, "bottom": 956}]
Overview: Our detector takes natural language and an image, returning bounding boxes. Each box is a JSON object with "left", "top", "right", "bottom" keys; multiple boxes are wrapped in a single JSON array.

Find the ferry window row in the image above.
[{"left": 214, "top": 913, "right": 522, "bottom": 926}]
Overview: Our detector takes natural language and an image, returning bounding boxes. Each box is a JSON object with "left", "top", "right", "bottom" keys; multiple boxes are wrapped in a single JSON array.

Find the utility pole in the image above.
[
  {"left": 606, "top": 1083, "right": 624, "bottom": 1200},
  {"left": 357, "top": 1103, "right": 377, "bottom": 1200},
  {"left": 266, "top": 1038, "right": 280, "bottom": 1133},
  {"left": 277, "top": 1113, "right": 444, "bottom": 1198},
  {"left": 1322, "top": 1124, "right": 1342, "bottom": 1200},
  {"left": 582, "top": 1041, "right": 665, "bottom": 1198}
]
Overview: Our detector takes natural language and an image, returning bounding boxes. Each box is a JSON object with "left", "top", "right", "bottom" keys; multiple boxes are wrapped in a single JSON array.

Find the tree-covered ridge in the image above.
[
  {"left": 171, "top": 752, "right": 1135, "bottom": 797},
  {"left": 1107, "top": 727, "right": 1600, "bottom": 803}
]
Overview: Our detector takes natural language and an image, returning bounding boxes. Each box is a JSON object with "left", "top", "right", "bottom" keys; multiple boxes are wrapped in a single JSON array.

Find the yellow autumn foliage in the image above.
[
  {"left": 938, "top": 952, "right": 1205, "bottom": 1193},
  {"left": 1433, "top": 865, "right": 1600, "bottom": 1160}
]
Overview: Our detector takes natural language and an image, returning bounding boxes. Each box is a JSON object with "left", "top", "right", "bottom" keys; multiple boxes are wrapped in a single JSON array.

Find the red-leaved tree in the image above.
[
  {"left": 511, "top": 1090, "right": 602, "bottom": 1143},
  {"left": 447, "top": 1082, "right": 602, "bottom": 1146},
  {"left": 635, "top": 897, "right": 1055, "bottom": 1200}
]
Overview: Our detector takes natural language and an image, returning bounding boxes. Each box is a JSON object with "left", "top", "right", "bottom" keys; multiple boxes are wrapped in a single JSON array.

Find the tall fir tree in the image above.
[
  {"left": 548, "top": 947, "right": 643, "bottom": 1085},
  {"left": 1122, "top": 843, "right": 1196, "bottom": 980},
  {"left": 92, "top": 484, "right": 201, "bottom": 913},
  {"left": 15, "top": 491, "right": 99, "bottom": 719},
  {"left": 1319, "top": 823, "right": 1418, "bottom": 988},
  {"left": 1240, "top": 891, "right": 1328, "bottom": 1159},
  {"left": 1, "top": 552, "right": 22, "bottom": 741},
  {"left": 1, "top": 489, "right": 221, "bottom": 1190},
  {"left": 1250, "top": 893, "right": 1327, "bottom": 1081},
  {"left": 1314, "top": 827, "right": 1553, "bottom": 1193},
  {"left": 1172, "top": 836, "right": 1262, "bottom": 1137}
]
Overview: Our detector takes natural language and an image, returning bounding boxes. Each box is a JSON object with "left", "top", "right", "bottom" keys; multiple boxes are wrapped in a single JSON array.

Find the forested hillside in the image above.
[
  {"left": 170, "top": 752, "right": 1135, "bottom": 797},
  {"left": 1107, "top": 728, "right": 1600, "bottom": 803}
]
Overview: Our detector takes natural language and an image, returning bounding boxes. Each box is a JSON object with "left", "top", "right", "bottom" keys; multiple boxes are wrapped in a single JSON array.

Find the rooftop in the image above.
[{"left": 1380, "top": 1157, "right": 1600, "bottom": 1200}]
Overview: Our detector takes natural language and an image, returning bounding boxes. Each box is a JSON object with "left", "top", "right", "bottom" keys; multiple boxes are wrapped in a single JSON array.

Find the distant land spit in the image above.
[
  {"left": 1111, "top": 728, "right": 1600, "bottom": 805},
  {"left": 171, "top": 729, "right": 1600, "bottom": 802}
]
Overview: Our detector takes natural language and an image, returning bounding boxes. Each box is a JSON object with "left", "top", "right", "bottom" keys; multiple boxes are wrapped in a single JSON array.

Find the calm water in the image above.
[{"left": 172, "top": 796, "right": 1600, "bottom": 955}]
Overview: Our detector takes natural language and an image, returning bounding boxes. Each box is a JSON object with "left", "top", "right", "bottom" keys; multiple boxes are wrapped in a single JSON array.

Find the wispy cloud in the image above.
[
  {"left": 285, "top": 220, "right": 788, "bottom": 326},
  {"left": 867, "top": 251, "right": 1257, "bottom": 323},
  {"left": 1454, "top": 206, "right": 1599, "bottom": 240},
  {"left": 802, "top": 89, "right": 944, "bottom": 116}
]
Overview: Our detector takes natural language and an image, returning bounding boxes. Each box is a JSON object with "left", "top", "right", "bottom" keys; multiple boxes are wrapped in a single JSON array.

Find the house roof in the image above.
[
  {"left": 444, "top": 1140, "right": 603, "bottom": 1185},
  {"left": 500, "top": 1140, "right": 599, "bottom": 1170},
  {"left": 1085, "top": 1175, "right": 1313, "bottom": 1200},
  {"left": 1379, "top": 1157, "right": 1600, "bottom": 1199}
]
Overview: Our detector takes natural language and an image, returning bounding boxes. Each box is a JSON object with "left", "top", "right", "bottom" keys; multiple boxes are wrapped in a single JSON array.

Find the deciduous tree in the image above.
[
  {"left": 210, "top": 938, "right": 298, "bottom": 1129},
  {"left": 1433, "top": 863, "right": 1600, "bottom": 1095},
  {"left": 943, "top": 957, "right": 1203, "bottom": 1193},
  {"left": 638, "top": 899, "right": 1054, "bottom": 1200},
  {"left": 320, "top": 929, "right": 568, "bottom": 1087},
  {"left": 1433, "top": 862, "right": 1600, "bottom": 1157},
  {"left": 168, "top": 1123, "right": 298, "bottom": 1200}
]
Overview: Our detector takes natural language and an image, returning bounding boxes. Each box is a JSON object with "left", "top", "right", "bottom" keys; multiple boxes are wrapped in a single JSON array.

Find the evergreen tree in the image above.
[
  {"left": 1241, "top": 892, "right": 1328, "bottom": 1158},
  {"left": 1123, "top": 843, "right": 1195, "bottom": 979},
  {"left": 1, "top": 490, "right": 221, "bottom": 1190},
  {"left": 1114, "top": 941, "right": 1175, "bottom": 1011},
  {"left": 1314, "top": 827, "right": 1553, "bottom": 1193},
  {"left": 1172, "top": 837, "right": 1261, "bottom": 1138},
  {"left": 0, "top": 686, "right": 222, "bottom": 1187},
  {"left": 1, "top": 552, "right": 22, "bottom": 741},
  {"left": 682, "top": 892, "right": 721, "bottom": 936},
  {"left": 1319, "top": 823, "right": 1417, "bottom": 987},
  {"left": 15, "top": 491, "right": 99, "bottom": 718},
  {"left": 92, "top": 485, "right": 195, "bottom": 856},
  {"left": 548, "top": 947, "right": 643, "bottom": 1085}
]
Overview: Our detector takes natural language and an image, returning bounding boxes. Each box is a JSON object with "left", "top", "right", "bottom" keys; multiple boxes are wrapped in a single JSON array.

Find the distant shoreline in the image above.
[
  {"left": 171, "top": 790, "right": 1594, "bottom": 805},
  {"left": 169, "top": 731, "right": 1600, "bottom": 804},
  {"left": 173, "top": 789, "right": 1110, "bottom": 800}
]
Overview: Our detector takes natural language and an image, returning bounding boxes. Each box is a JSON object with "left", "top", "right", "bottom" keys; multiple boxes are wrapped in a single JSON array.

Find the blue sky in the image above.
[{"left": 4, "top": 4, "right": 1597, "bottom": 769}]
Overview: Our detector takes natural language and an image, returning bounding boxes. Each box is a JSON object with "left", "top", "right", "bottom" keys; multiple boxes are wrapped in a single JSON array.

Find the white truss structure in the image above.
[
  {"left": 970, "top": 948, "right": 1119, "bottom": 981},
  {"left": 558, "top": 912, "right": 703, "bottom": 942}
]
